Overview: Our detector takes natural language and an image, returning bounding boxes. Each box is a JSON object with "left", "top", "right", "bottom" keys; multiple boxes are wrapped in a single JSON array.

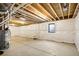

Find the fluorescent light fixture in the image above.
[
  {"left": 20, "top": 17, "right": 26, "bottom": 21},
  {"left": 10, "top": 24, "right": 16, "bottom": 26},
  {"left": 63, "top": 8, "right": 67, "bottom": 11},
  {"left": 17, "top": 21, "right": 26, "bottom": 24},
  {"left": 10, "top": 19, "right": 26, "bottom": 24}
]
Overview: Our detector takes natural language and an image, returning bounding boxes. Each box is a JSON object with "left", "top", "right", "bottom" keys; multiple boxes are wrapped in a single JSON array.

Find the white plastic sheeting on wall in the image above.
[
  {"left": 75, "top": 12, "right": 79, "bottom": 51},
  {"left": 37, "top": 19, "right": 75, "bottom": 43},
  {"left": 9, "top": 24, "right": 39, "bottom": 38},
  {"left": 10, "top": 18, "right": 75, "bottom": 43}
]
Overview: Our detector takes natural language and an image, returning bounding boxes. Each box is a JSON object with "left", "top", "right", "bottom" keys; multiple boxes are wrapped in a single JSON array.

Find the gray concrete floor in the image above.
[{"left": 2, "top": 36, "right": 79, "bottom": 56}]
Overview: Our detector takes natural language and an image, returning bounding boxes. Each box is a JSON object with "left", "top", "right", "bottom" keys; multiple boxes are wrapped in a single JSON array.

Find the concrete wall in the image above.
[{"left": 10, "top": 18, "right": 75, "bottom": 43}]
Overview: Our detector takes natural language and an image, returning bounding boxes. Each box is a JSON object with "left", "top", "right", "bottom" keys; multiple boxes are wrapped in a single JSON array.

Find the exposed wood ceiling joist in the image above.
[
  {"left": 68, "top": 3, "right": 71, "bottom": 19},
  {"left": 23, "top": 5, "right": 51, "bottom": 21},
  {"left": 3, "top": 3, "right": 78, "bottom": 26},
  {"left": 16, "top": 11, "right": 43, "bottom": 23},
  {"left": 9, "top": 3, "right": 15, "bottom": 10},
  {"left": 36, "top": 3, "right": 56, "bottom": 21},
  {"left": 59, "top": 3, "right": 64, "bottom": 19},
  {"left": 31, "top": 6, "right": 52, "bottom": 21},
  {"left": 18, "top": 9, "right": 47, "bottom": 22},
  {"left": 47, "top": 3, "right": 60, "bottom": 20},
  {"left": 73, "top": 3, "right": 79, "bottom": 18},
  {"left": 61, "top": 3, "right": 69, "bottom": 19},
  {"left": 11, "top": 4, "right": 26, "bottom": 14}
]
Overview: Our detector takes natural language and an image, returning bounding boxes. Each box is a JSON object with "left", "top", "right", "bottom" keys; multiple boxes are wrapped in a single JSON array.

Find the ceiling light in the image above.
[
  {"left": 10, "top": 24, "right": 16, "bottom": 26},
  {"left": 63, "top": 3, "right": 67, "bottom": 8},
  {"left": 10, "top": 19, "right": 26, "bottom": 24},
  {"left": 63, "top": 8, "right": 67, "bottom": 11},
  {"left": 63, "top": 3, "right": 67, "bottom": 11},
  {"left": 20, "top": 17, "right": 26, "bottom": 21}
]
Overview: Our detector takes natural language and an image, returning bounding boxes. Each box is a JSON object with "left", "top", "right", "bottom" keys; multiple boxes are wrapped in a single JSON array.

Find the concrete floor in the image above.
[{"left": 2, "top": 36, "right": 79, "bottom": 56}]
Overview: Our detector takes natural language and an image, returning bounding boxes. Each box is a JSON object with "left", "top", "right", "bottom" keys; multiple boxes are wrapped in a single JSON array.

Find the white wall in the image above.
[
  {"left": 37, "top": 19, "right": 75, "bottom": 43},
  {"left": 75, "top": 12, "right": 79, "bottom": 51},
  {"left": 10, "top": 18, "right": 75, "bottom": 43},
  {"left": 9, "top": 26, "right": 20, "bottom": 36},
  {"left": 9, "top": 24, "right": 38, "bottom": 38}
]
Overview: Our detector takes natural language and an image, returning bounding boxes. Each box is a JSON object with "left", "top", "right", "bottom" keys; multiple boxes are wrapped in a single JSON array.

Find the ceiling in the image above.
[{"left": 0, "top": 3, "right": 79, "bottom": 26}]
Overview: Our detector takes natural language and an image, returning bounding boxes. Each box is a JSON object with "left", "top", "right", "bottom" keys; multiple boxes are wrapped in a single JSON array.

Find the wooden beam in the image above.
[
  {"left": 9, "top": 3, "right": 15, "bottom": 10},
  {"left": 0, "top": 4, "right": 7, "bottom": 9},
  {"left": 59, "top": 3, "right": 64, "bottom": 19},
  {"left": 10, "top": 3, "right": 32, "bottom": 22},
  {"left": 37, "top": 3, "right": 56, "bottom": 21},
  {"left": 23, "top": 5, "right": 52, "bottom": 21},
  {"left": 68, "top": 3, "right": 71, "bottom": 19},
  {"left": 47, "top": 3, "right": 60, "bottom": 20},
  {"left": 11, "top": 3, "right": 30, "bottom": 15},
  {"left": 73, "top": 3, "right": 79, "bottom": 18},
  {"left": 16, "top": 11, "right": 42, "bottom": 23},
  {"left": 18, "top": 9, "right": 47, "bottom": 22}
]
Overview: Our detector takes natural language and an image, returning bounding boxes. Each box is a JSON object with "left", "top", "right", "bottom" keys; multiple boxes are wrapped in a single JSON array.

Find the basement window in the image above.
[{"left": 48, "top": 23, "right": 56, "bottom": 33}]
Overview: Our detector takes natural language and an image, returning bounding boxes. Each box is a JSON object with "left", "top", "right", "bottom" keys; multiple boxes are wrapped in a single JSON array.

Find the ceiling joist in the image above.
[
  {"left": 8, "top": 3, "right": 79, "bottom": 26},
  {"left": 68, "top": 3, "right": 71, "bottom": 19},
  {"left": 18, "top": 9, "right": 47, "bottom": 22},
  {"left": 47, "top": 3, "right": 60, "bottom": 20},
  {"left": 25, "top": 5, "right": 52, "bottom": 21},
  {"left": 16, "top": 11, "right": 42, "bottom": 23},
  {"left": 37, "top": 4, "right": 56, "bottom": 21},
  {"left": 10, "top": 3, "right": 15, "bottom": 10},
  {"left": 59, "top": 3, "right": 64, "bottom": 19},
  {"left": 73, "top": 3, "right": 79, "bottom": 18},
  {"left": 11, "top": 4, "right": 26, "bottom": 15}
]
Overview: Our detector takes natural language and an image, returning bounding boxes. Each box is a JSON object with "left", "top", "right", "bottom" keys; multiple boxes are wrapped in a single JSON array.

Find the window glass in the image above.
[{"left": 48, "top": 23, "right": 55, "bottom": 33}]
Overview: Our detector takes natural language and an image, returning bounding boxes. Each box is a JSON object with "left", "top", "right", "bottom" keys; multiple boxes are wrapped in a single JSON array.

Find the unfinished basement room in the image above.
[{"left": 0, "top": 3, "right": 79, "bottom": 56}]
